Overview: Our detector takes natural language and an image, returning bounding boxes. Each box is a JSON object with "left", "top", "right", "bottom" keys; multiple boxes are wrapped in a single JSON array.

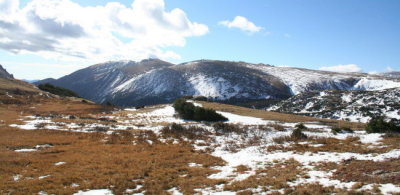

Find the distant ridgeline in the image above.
[{"left": 34, "top": 59, "right": 400, "bottom": 108}]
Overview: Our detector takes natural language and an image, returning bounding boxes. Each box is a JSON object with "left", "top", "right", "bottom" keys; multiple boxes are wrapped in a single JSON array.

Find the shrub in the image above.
[
  {"left": 365, "top": 117, "right": 400, "bottom": 133},
  {"left": 269, "top": 123, "right": 285, "bottom": 131},
  {"left": 331, "top": 127, "right": 353, "bottom": 135},
  {"left": 38, "top": 83, "right": 80, "bottom": 98},
  {"left": 161, "top": 123, "right": 208, "bottom": 139},
  {"left": 173, "top": 98, "right": 227, "bottom": 122},
  {"left": 213, "top": 122, "right": 243, "bottom": 134},
  {"left": 291, "top": 128, "right": 308, "bottom": 140},
  {"left": 291, "top": 123, "right": 308, "bottom": 140},
  {"left": 193, "top": 96, "right": 208, "bottom": 101},
  {"left": 90, "top": 126, "right": 109, "bottom": 132},
  {"left": 295, "top": 123, "right": 306, "bottom": 130}
]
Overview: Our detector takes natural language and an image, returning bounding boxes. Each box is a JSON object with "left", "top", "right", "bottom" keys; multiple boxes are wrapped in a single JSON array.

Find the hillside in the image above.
[
  {"left": 268, "top": 88, "right": 400, "bottom": 123},
  {"left": 1, "top": 92, "right": 399, "bottom": 194},
  {"left": 0, "top": 65, "right": 14, "bottom": 79},
  {"left": 37, "top": 59, "right": 400, "bottom": 107}
]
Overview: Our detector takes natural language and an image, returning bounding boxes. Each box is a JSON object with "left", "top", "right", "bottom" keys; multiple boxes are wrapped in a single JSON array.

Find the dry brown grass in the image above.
[
  {"left": 0, "top": 96, "right": 228, "bottom": 194},
  {"left": 314, "top": 158, "right": 400, "bottom": 188},
  {"left": 224, "top": 159, "right": 306, "bottom": 191},
  {"left": 0, "top": 78, "right": 41, "bottom": 94},
  {"left": 286, "top": 183, "right": 373, "bottom": 195},
  {"left": 0, "top": 125, "right": 226, "bottom": 194},
  {"left": 198, "top": 101, "right": 365, "bottom": 129},
  {"left": 268, "top": 136, "right": 394, "bottom": 154},
  {"left": 332, "top": 159, "right": 400, "bottom": 185}
]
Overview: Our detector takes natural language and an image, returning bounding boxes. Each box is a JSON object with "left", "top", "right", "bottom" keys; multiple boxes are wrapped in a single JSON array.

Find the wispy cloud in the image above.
[
  {"left": 385, "top": 66, "right": 394, "bottom": 72},
  {"left": 219, "top": 16, "right": 263, "bottom": 33},
  {"left": 0, "top": 0, "right": 208, "bottom": 62},
  {"left": 319, "top": 64, "right": 362, "bottom": 73}
]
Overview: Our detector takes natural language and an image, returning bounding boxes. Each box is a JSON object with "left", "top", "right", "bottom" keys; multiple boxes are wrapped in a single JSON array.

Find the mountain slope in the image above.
[
  {"left": 37, "top": 59, "right": 400, "bottom": 107},
  {"left": 0, "top": 64, "right": 13, "bottom": 79},
  {"left": 37, "top": 59, "right": 173, "bottom": 103},
  {"left": 268, "top": 88, "right": 400, "bottom": 123}
]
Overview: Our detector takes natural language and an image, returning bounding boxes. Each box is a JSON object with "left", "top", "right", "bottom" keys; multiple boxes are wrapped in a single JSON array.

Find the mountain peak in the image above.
[{"left": 0, "top": 64, "right": 14, "bottom": 79}]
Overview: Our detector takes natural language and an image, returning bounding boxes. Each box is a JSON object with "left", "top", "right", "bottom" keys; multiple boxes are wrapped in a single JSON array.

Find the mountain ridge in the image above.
[
  {"left": 0, "top": 64, "right": 14, "bottom": 79},
  {"left": 35, "top": 59, "right": 400, "bottom": 107}
]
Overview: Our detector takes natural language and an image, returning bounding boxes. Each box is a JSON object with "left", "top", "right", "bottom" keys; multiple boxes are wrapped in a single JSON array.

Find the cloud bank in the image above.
[
  {"left": 319, "top": 64, "right": 362, "bottom": 73},
  {"left": 219, "top": 16, "right": 262, "bottom": 33},
  {"left": 0, "top": 0, "right": 208, "bottom": 62}
]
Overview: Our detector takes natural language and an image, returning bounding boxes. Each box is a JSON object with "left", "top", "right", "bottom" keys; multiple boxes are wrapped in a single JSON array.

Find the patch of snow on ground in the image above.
[
  {"left": 74, "top": 189, "right": 113, "bottom": 195},
  {"left": 217, "top": 111, "right": 272, "bottom": 125},
  {"left": 13, "top": 174, "right": 22, "bottom": 181},
  {"left": 167, "top": 187, "right": 183, "bottom": 195},
  {"left": 15, "top": 148, "right": 38, "bottom": 152},
  {"left": 54, "top": 162, "right": 66, "bottom": 166}
]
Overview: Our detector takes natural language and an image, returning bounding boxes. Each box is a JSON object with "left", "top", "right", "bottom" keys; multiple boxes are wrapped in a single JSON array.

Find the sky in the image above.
[{"left": 0, "top": 0, "right": 399, "bottom": 80}]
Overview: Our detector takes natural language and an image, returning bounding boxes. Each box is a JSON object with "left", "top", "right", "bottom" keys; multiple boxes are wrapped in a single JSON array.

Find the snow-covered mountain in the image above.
[
  {"left": 268, "top": 88, "right": 400, "bottom": 123},
  {"left": 380, "top": 71, "right": 400, "bottom": 79},
  {"left": 37, "top": 59, "right": 400, "bottom": 107}
]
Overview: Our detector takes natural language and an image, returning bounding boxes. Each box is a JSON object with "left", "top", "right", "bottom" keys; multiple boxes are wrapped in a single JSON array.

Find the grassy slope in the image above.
[{"left": 0, "top": 78, "right": 42, "bottom": 94}]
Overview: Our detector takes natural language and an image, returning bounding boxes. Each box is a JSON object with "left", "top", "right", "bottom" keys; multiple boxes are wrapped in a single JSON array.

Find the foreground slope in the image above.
[
  {"left": 37, "top": 59, "right": 400, "bottom": 106},
  {"left": 1, "top": 89, "right": 400, "bottom": 194}
]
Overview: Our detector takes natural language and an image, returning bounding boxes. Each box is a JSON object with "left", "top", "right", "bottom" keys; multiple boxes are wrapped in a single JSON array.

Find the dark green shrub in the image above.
[
  {"left": 365, "top": 117, "right": 400, "bottom": 133},
  {"left": 193, "top": 96, "right": 208, "bottom": 101},
  {"left": 331, "top": 127, "right": 353, "bottom": 135},
  {"left": 295, "top": 123, "right": 306, "bottom": 130},
  {"left": 291, "top": 123, "right": 308, "bottom": 140},
  {"left": 291, "top": 128, "right": 308, "bottom": 140},
  {"left": 38, "top": 83, "right": 80, "bottom": 98},
  {"left": 173, "top": 98, "right": 227, "bottom": 122}
]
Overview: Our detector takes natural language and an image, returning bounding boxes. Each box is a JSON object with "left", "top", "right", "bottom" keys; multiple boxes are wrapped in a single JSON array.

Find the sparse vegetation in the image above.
[
  {"left": 212, "top": 122, "right": 243, "bottom": 134},
  {"left": 161, "top": 123, "right": 209, "bottom": 139},
  {"left": 366, "top": 116, "right": 400, "bottom": 133},
  {"left": 173, "top": 98, "right": 227, "bottom": 122},
  {"left": 38, "top": 83, "right": 81, "bottom": 98}
]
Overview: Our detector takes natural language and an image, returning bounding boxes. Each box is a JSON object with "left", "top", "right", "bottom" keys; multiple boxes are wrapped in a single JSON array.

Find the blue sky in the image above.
[{"left": 1, "top": 0, "right": 399, "bottom": 79}]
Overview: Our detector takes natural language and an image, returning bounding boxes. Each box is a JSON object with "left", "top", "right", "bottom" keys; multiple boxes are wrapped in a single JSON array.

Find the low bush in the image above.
[
  {"left": 90, "top": 126, "right": 109, "bottom": 132},
  {"left": 173, "top": 98, "right": 227, "bottom": 122},
  {"left": 212, "top": 122, "right": 243, "bottom": 134},
  {"left": 331, "top": 127, "right": 353, "bottom": 135},
  {"left": 365, "top": 117, "right": 400, "bottom": 133},
  {"left": 38, "top": 83, "right": 80, "bottom": 98},
  {"left": 291, "top": 123, "right": 308, "bottom": 140},
  {"left": 161, "top": 123, "right": 209, "bottom": 139}
]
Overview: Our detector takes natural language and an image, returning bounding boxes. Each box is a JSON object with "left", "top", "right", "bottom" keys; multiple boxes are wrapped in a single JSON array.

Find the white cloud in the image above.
[
  {"left": 385, "top": 66, "right": 394, "bottom": 72},
  {"left": 219, "top": 16, "right": 262, "bottom": 33},
  {"left": 319, "top": 64, "right": 362, "bottom": 73},
  {"left": 0, "top": 0, "right": 208, "bottom": 62}
]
